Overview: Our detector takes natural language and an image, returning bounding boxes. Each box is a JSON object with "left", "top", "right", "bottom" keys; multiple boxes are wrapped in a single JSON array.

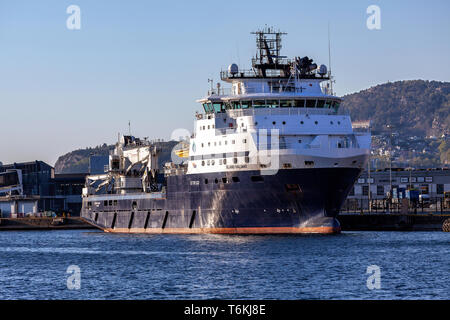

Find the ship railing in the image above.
[
  {"left": 220, "top": 69, "right": 328, "bottom": 81},
  {"left": 210, "top": 84, "right": 329, "bottom": 96},
  {"left": 226, "top": 107, "right": 347, "bottom": 118}
]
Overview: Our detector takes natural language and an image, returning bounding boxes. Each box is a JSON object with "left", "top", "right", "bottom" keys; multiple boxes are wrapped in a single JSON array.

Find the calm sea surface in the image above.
[{"left": 0, "top": 230, "right": 448, "bottom": 300}]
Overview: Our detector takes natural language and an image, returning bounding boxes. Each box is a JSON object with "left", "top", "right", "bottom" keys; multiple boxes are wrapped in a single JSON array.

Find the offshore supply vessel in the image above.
[{"left": 81, "top": 27, "right": 371, "bottom": 234}]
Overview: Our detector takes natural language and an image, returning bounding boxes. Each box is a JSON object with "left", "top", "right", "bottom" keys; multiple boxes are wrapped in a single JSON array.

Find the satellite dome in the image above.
[
  {"left": 228, "top": 63, "right": 239, "bottom": 75},
  {"left": 318, "top": 64, "right": 328, "bottom": 76}
]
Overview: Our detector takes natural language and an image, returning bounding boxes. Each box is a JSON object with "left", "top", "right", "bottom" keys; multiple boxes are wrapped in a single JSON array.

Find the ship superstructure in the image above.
[{"left": 81, "top": 27, "right": 371, "bottom": 234}]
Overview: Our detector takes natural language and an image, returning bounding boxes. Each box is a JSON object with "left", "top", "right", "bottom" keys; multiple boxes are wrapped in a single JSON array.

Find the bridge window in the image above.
[
  {"left": 213, "top": 103, "right": 223, "bottom": 113},
  {"left": 306, "top": 99, "right": 316, "bottom": 108},
  {"left": 324, "top": 100, "right": 332, "bottom": 109},
  {"left": 280, "top": 100, "right": 295, "bottom": 108},
  {"left": 241, "top": 101, "right": 251, "bottom": 109},
  {"left": 317, "top": 100, "right": 325, "bottom": 108},
  {"left": 253, "top": 100, "right": 266, "bottom": 108},
  {"left": 266, "top": 100, "right": 279, "bottom": 108},
  {"left": 332, "top": 101, "right": 341, "bottom": 111},
  {"left": 295, "top": 100, "right": 305, "bottom": 108}
]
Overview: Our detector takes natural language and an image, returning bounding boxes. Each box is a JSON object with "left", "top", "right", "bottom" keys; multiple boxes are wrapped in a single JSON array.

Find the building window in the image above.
[
  {"left": 377, "top": 185, "right": 384, "bottom": 196},
  {"left": 362, "top": 186, "right": 369, "bottom": 196}
]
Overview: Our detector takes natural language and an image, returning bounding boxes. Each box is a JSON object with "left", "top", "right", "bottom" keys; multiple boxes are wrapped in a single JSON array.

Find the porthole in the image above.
[
  {"left": 214, "top": 178, "right": 219, "bottom": 184},
  {"left": 315, "top": 121, "right": 318, "bottom": 125},
  {"left": 338, "top": 121, "right": 341, "bottom": 125},
  {"left": 272, "top": 121, "right": 276, "bottom": 125},
  {"left": 282, "top": 121, "right": 286, "bottom": 125},
  {"left": 330, "top": 121, "right": 334, "bottom": 125},
  {"left": 255, "top": 122, "right": 258, "bottom": 125},
  {"left": 300, "top": 121, "right": 304, "bottom": 125}
]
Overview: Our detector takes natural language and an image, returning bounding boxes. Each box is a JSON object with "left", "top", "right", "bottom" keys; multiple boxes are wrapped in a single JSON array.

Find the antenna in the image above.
[
  {"left": 208, "top": 78, "right": 214, "bottom": 94},
  {"left": 128, "top": 121, "right": 131, "bottom": 135},
  {"left": 328, "top": 22, "right": 334, "bottom": 95}
]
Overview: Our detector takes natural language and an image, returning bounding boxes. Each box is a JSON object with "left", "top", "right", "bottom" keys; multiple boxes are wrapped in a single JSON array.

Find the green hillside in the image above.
[{"left": 341, "top": 80, "right": 450, "bottom": 137}]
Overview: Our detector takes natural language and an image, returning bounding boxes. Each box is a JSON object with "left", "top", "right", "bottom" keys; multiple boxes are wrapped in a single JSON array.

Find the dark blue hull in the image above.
[{"left": 81, "top": 168, "right": 362, "bottom": 234}]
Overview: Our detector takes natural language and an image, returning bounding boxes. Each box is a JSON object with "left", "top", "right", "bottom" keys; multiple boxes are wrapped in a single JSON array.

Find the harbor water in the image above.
[{"left": 0, "top": 230, "right": 448, "bottom": 300}]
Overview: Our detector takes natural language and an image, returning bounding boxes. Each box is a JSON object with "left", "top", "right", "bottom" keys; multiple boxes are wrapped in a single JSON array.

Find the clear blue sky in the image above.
[{"left": 0, "top": 0, "right": 449, "bottom": 165}]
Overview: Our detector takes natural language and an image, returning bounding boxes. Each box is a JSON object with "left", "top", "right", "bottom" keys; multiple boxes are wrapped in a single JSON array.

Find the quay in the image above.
[{"left": 0, "top": 216, "right": 94, "bottom": 231}]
